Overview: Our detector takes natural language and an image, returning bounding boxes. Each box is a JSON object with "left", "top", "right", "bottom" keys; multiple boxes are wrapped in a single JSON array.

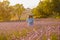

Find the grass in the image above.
[
  {"left": 50, "top": 33, "right": 58, "bottom": 40},
  {"left": 42, "top": 34, "right": 47, "bottom": 40},
  {"left": 20, "top": 28, "right": 28, "bottom": 37},
  {"left": 0, "top": 26, "right": 59, "bottom": 40},
  {"left": 0, "top": 28, "right": 29, "bottom": 40},
  {"left": 0, "top": 33, "right": 7, "bottom": 40}
]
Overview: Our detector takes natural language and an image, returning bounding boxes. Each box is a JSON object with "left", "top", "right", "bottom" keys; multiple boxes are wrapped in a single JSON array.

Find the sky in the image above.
[{"left": 0, "top": 0, "right": 40, "bottom": 9}]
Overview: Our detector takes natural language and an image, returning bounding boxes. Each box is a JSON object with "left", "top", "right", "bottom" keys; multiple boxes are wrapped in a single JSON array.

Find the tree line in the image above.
[
  {"left": 32, "top": 0, "right": 60, "bottom": 18},
  {"left": 0, "top": 1, "right": 25, "bottom": 21},
  {"left": 0, "top": 0, "right": 60, "bottom": 21}
]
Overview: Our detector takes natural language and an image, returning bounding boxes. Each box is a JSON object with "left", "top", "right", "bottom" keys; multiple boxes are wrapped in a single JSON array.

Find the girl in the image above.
[{"left": 27, "top": 14, "right": 34, "bottom": 27}]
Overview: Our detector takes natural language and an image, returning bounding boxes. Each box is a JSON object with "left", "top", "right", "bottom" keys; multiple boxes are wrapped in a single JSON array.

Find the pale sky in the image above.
[{"left": 0, "top": 0, "right": 40, "bottom": 9}]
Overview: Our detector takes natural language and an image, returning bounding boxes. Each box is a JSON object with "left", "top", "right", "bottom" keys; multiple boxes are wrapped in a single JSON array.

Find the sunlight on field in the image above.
[
  {"left": 0, "top": 25, "right": 59, "bottom": 40},
  {"left": 0, "top": 27, "right": 31, "bottom": 40},
  {"left": 50, "top": 33, "right": 58, "bottom": 40},
  {"left": 0, "top": 18, "right": 59, "bottom": 40},
  {"left": 42, "top": 34, "right": 47, "bottom": 40}
]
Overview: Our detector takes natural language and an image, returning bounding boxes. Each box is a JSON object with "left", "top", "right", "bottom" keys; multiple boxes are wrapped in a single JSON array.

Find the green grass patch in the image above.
[
  {"left": 50, "top": 33, "right": 58, "bottom": 40},
  {"left": 42, "top": 34, "right": 47, "bottom": 40}
]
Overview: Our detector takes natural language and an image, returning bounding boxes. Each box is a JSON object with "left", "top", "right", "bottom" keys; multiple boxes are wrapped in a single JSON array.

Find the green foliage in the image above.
[
  {"left": 32, "top": 0, "right": 60, "bottom": 18},
  {"left": 50, "top": 33, "right": 58, "bottom": 40},
  {"left": 0, "top": 28, "right": 29, "bottom": 40},
  {"left": 0, "top": 1, "right": 25, "bottom": 21},
  {"left": 0, "top": 33, "right": 7, "bottom": 40},
  {"left": 21, "top": 28, "right": 28, "bottom": 37},
  {"left": 42, "top": 34, "right": 47, "bottom": 40},
  {"left": 12, "top": 28, "right": 28, "bottom": 38},
  {"left": 13, "top": 31, "right": 21, "bottom": 38}
]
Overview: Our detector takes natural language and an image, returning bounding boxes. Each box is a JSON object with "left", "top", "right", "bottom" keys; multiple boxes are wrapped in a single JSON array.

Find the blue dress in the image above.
[{"left": 27, "top": 18, "right": 34, "bottom": 26}]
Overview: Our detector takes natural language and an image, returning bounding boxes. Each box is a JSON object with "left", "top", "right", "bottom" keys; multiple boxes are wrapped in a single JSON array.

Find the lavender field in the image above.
[{"left": 0, "top": 18, "right": 60, "bottom": 40}]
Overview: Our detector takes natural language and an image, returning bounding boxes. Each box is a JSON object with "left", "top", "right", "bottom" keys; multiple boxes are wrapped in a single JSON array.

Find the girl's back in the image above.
[{"left": 27, "top": 15, "right": 34, "bottom": 27}]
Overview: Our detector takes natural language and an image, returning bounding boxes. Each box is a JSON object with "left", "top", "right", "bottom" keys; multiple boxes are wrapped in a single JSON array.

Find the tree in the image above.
[
  {"left": 0, "top": 1, "right": 25, "bottom": 21},
  {"left": 0, "top": 1, "right": 11, "bottom": 21},
  {"left": 32, "top": 0, "right": 60, "bottom": 18},
  {"left": 32, "top": 0, "right": 53, "bottom": 18},
  {"left": 14, "top": 4, "right": 25, "bottom": 20}
]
